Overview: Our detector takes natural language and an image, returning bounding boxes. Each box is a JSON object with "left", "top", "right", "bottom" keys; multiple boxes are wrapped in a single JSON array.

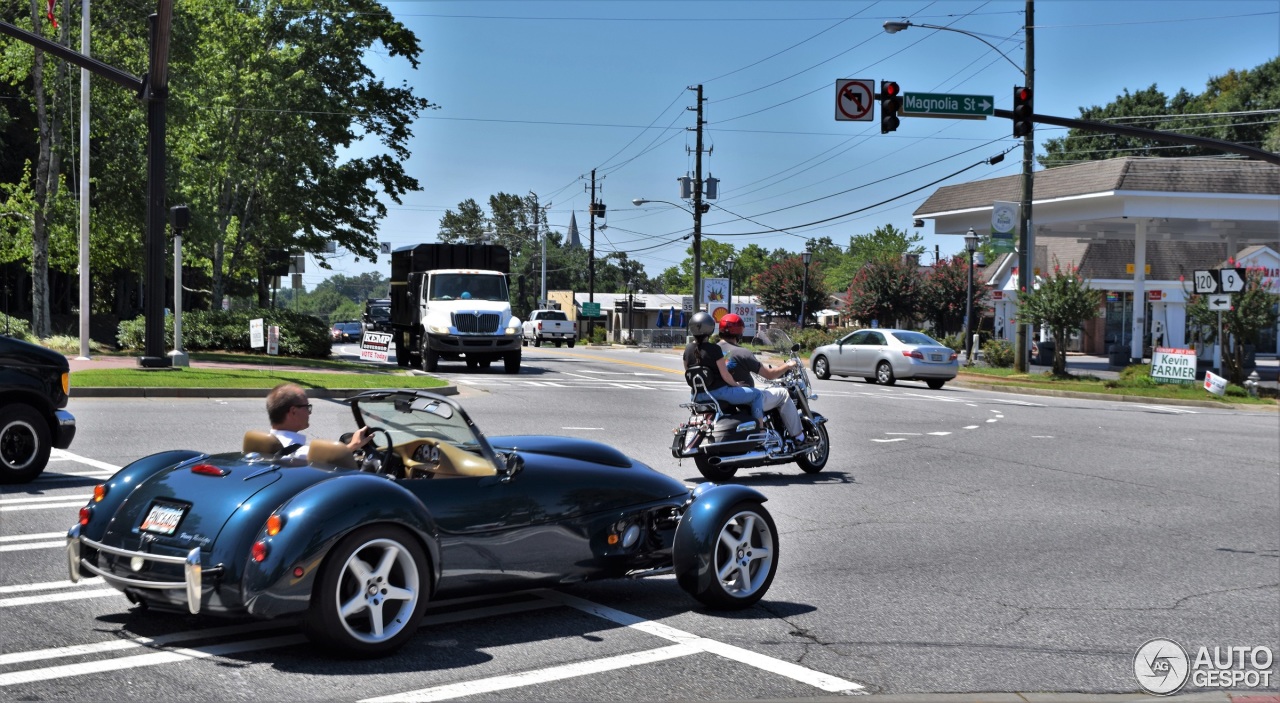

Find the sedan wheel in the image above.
[
  {"left": 0, "top": 404, "right": 50, "bottom": 484},
  {"left": 926, "top": 379, "right": 946, "bottom": 390},
  {"left": 305, "top": 526, "right": 429, "bottom": 657},
  {"left": 812, "top": 355, "right": 830, "bottom": 380},
  {"left": 678, "top": 501, "right": 778, "bottom": 609},
  {"left": 876, "top": 361, "right": 896, "bottom": 385}
]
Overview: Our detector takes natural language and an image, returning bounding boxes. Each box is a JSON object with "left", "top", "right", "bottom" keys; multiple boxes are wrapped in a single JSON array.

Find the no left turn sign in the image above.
[{"left": 836, "top": 79, "right": 874, "bottom": 121}]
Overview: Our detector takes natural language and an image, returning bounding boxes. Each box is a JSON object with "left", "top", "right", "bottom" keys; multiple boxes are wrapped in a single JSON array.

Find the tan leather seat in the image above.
[
  {"left": 243, "top": 431, "right": 284, "bottom": 456},
  {"left": 307, "top": 439, "right": 358, "bottom": 470},
  {"left": 432, "top": 441, "right": 497, "bottom": 477}
]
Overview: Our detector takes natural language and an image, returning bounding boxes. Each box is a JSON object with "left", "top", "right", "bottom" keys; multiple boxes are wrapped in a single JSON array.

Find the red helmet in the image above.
[{"left": 718, "top": 313, "right": 744, "bottom": 336}]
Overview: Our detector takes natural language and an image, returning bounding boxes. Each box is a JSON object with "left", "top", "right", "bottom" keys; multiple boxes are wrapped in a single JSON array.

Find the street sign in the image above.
[
  {"left": 1218, "top": 267, "right": 1246, "bottom": 293},
  {"left": 1193, "top": 270, "right": 1219, "bottom": 294},
  {"left": 1207, "top": 294, "right": 1232, "bottom": 311},
  {"left": 581, "top": 302, "right": 601, "bottom": 318},
  {"left": 901, "top": 92, "right": 993, "bottom": 119},
  {"left": 835, "top": 79, "right": 874, "bottom": 122}
]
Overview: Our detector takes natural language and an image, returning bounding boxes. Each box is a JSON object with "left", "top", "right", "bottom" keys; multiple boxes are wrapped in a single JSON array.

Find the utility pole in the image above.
[
  {"left": 689, "top": 84, "right": 705, "bottom": 313},
  {"left": 588, "top": 169, "right": 597, "bottom": 340},
  {"left": 1015, "top": 0, "right": 1035, "bottom": 372},
  {"left": 530, "top": 192, "right": 547, "bottom": 307}
]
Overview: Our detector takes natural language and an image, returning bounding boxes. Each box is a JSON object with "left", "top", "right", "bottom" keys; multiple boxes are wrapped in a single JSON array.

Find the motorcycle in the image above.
[{"left": 671, "top": 329, "right": 830, "bottom": 481}]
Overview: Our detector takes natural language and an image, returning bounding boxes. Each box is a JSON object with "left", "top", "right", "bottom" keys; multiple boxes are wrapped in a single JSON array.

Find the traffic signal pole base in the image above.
[{"left": 137, "top": 356, "right": 175, "bottom": 369}]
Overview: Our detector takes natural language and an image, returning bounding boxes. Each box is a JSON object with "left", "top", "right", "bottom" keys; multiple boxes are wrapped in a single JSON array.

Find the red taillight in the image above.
[
  {"left": 93, "top": 484, "right": 107, "bottom": 502},
  {"left": 266, "top": 514, "right": 284, "bottom": 536},
  {"left": 191, "top": 463, "right": 230, "bottom": 477},
  {"left": 537, "top": 321, "right": 543, "bottom": 331},
  {"left": 903, "top": 350, "right": 924, "bottom": 359},
  {"left": 251, "top": 541, "right": 269, "bottom": 563},
  {"left": 293, "top": 566, "right": 305, "bottom": 578},
  {"left": 949, "top": 351, "right": 958, "bottom": 361},
  {"left": 79, "top": 506, "right": 92, "bottom": 526}
]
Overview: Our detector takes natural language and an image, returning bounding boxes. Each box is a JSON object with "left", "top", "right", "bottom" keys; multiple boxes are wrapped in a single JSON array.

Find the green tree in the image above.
[
  {"left": 1016, "top": 261, "right": 1104, "bottom": 375},
  {"left": 754, "top": 255, "right": 828, "bottom": 326},
  {"left": 918, "top": 254, "right": 979, "bottom": 338},
  {"left": 1185, "top": 268, "right": 1278, "bottom": 384},
  {"left": 844, "top": 256, "right": 920, "bottom": 329},
  {"left": 437, "top": 198, "right": 488, "bottom": 243}
]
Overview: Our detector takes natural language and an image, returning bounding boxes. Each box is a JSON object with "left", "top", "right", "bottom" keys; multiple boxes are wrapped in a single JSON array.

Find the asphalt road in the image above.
[{"left": 2, "top": 345, "right": 1277, "bottom": 701}]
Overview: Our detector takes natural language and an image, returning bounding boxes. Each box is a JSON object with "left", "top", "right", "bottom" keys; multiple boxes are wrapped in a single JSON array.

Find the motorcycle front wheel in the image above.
[{"left": 795, "top": 422, "right": 830, "bottom": 474}]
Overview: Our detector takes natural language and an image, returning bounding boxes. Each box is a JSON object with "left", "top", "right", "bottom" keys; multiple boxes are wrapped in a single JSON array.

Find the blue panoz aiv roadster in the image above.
[{"left": 67, "top": 390, "right": 779, "bottom": 656}]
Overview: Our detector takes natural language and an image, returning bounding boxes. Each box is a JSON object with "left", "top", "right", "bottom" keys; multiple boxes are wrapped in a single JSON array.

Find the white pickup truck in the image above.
[{"left": 522, "top": 309, "right": 577, "bottom": 348}]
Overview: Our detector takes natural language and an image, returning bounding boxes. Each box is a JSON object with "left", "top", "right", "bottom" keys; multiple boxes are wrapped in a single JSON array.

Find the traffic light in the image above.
[
  {"left": 880, "top": 81, "right": 901, "bottom": 134},
  {"left": 1013, "top": 86, "right": 1033, "bottom": 138}
]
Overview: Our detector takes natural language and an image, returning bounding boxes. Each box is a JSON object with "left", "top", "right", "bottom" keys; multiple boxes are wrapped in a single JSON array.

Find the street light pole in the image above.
[
  {"left": 964, "top": 228, "right": 979, "bottom": 366},
  {"left": 884, "top": 5, "right": 1034, "bottom": 370},
  {"left": 799, "top": 249, "right": 812, "bottom": 328},
  {"left": 725, "top": 257, "right": 735, "bottom": 313}
]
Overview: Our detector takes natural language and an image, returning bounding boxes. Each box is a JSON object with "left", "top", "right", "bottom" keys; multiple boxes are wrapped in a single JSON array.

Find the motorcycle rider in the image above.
[
  {"left": 716, "top": 313, "right": 808, "bottom": 450},
  {"left": 682, "top": 311, "right": 766, "bottom": 428}
]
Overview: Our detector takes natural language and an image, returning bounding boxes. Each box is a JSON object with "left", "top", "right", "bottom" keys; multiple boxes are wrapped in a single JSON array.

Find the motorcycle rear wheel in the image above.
[{"left": 695, "top": 454, "right": 738, "bottom": 481}]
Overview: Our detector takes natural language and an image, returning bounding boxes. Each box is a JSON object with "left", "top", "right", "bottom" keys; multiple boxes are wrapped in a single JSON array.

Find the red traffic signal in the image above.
[
  {"left": 880, "top": 81, "right": 902, "bottom": 134},
  {"left": 1013, "top": 86, "right": 1033, "bottom": 138}
]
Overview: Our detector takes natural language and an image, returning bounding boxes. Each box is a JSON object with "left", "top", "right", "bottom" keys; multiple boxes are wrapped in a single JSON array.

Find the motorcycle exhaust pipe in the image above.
[{"left": 707, "top": 450, "right": 776, "bottom": 468}]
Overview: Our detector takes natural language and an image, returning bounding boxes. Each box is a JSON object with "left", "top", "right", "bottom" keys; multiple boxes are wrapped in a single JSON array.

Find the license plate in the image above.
[
  {"left": 930, "top": 354, "right": 943, "bottom": 362},
  {"left": 140, "top": 502, "right": 186, "bottom": 536}
]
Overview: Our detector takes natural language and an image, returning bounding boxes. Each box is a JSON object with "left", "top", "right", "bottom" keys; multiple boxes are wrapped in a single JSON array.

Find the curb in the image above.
[{"left": 71, "top": 385, "right": 459, "bottom": 399}]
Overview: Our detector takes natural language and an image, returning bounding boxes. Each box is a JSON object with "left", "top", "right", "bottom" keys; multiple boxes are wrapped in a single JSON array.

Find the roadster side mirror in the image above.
[{"left": 499, "top": 451, "right": 524, "bottom": 482}]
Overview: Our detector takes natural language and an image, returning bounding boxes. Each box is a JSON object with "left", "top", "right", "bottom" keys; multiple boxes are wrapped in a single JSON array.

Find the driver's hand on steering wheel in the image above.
[{"left": 346, "top": 426, "right": 372, "bottom": 451}]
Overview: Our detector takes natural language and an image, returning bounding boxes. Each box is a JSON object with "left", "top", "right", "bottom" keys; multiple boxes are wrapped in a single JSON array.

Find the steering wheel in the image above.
[{"left": 356, "top": 426, "right": 398, "bottom": 475}]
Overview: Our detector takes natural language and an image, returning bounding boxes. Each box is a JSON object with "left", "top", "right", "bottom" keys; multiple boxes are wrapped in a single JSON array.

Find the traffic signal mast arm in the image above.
[{"left": 991, "top": 109, "right": 1280, "bottom": 165}]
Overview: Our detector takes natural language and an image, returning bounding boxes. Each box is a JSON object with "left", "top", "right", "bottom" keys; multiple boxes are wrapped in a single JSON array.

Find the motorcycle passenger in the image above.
[
  {"left": 716, "top": 314, "right": 808, "bottom": 450},
  {"left": 682, "top": 311, "right": 765, "bottom": 428}
]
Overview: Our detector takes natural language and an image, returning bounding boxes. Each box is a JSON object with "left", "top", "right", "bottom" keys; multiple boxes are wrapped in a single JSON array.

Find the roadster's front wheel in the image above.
[
  {"left": 678, "top": 501, "right": 778, "bottom": 609},
  {"left": 305, "top": 525, "right": 429, "bottom": 657}
]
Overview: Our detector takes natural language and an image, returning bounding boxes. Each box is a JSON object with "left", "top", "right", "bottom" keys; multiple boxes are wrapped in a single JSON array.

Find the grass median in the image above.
[
  {"left": 71, "top": 352, "right": 448, "bottom": 390},
  {"left": 956, "top": 365, "right": 1277, "bottom": 406}
]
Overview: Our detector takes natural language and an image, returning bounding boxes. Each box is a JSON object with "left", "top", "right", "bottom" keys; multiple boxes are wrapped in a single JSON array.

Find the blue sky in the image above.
[{"left": 310, "top": 0, "right": 1280, "bottom": 289}]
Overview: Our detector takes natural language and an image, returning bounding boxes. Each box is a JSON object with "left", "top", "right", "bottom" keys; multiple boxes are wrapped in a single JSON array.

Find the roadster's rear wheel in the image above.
[
  {"left": 679, "top": 501, "right": 778, "bottom": 609},
  {"left": 305, "top": 525, "right": 429, "bottom": 657}
]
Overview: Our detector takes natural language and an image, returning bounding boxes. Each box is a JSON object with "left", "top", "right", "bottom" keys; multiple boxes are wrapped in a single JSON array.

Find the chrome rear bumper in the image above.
[{"left": 66, "top": 525, "right": 203, "bottom": 614}]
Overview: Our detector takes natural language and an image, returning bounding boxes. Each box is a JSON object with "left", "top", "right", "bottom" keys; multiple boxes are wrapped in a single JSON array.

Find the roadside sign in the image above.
[
  {"left": 581, "top": 302, "right": 601, "bottom": 318},
  {"left": 1207, "top": 295, "right": 1232, "bottom": 311},
  {"left": 681, "top": 296, "right": 694, "bottom": 313},
  {"left": 249, "top": 318, "right": 264, "bottom": 348},
  {"left": 1218, "top": 267, "right": 1246, "bottom": 293},
  {"left": 1149, "top": 347, "right": 1195, "bottom": 385},
  {"left": 266, "top": 325, "right": 279, "bottom": 356},
  {"left": 901, "top": 92, "right": 993, "bottom": 119},
  {"left": 1203, "top": 370, "right": 1227, "bottom": 396},
  {"left": 835, "top": 79, "right": 874, "bottom": 122},
  {"left": 1193, "top": 270, "right": 1218, "bottom": 294},
  {"left": 360, "top": 331, "right": 392, "bottom": 363}
]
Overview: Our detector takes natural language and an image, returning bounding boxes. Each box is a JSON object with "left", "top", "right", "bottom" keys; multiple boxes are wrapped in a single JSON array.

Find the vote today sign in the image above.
[{"left": 1150, "top": 347, "right": 1196, "bottom": 385}]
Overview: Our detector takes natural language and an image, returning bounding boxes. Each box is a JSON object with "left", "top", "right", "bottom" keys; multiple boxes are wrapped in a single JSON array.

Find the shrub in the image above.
[
  {"left": 1, "top": 313, "right": 32, "bottom": 340},
  {"left": 981, "top": 338, "right": 1014, "bottom": 368},
  {"left": 1116, "top": 364, "right": 1159, "bottom": 389},
  {"left": 590, "top": 325, "right": 608, "bottom": 345},
  {"left": 938, "top": 332, "right": 964, "bottom": 353},
  {"left": 117, "top": 309, "right": 331, "bottom": 358}
]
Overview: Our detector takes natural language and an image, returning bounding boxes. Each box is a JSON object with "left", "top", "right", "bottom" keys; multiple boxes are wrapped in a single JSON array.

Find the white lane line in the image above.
[
  {"left": 0, "top": 541, "right": 64, "bottom": 553},
  {"left": 871, "top": 438, "right": 907, "bottom": 443},
  {"left": 0, "top": 620, "right": 291, "bottom": 666},
  {"left": 884, "top": 432, "right": 921, "bottom": 436},
  {"left": 927, "top": 432, "right": 951, "bottom": 436},
  {"left": 0, "top": 578, "right": 101, "bottom": 594},
  {"left": 1031, "top": 435, "right": 1055, "bottom": 438},
  {"left": 360, "top": 645, "right": 700, "bottom": 702},
  {"left": 0, "top": 589, "right": 123, "bottom": 608},
  {"left": 561, "top": 427, "right": 604, "bottom": 431},
  {"left": 1, "top": 502, "right": 86, "bottom": 513},
  {"left": 541, "top": 590, "right": 865, "bottom": 694},
  {"left": 0, "top": 495, "right": 91, "bottom": 505},
  {"left": 49, "top": 449, "right": 121, "bottom": 472},
  {"left": 0, "top": 635, "right": 305, "bottom": 687},
  {"left": 40, "top": 471, "right": 114, "bottom": 479},
  {"left": 964, "top": 425, "right": 980, "bottom": 430},
  {"left": 985, "top": 419, "right": 998, "bottom": 423},
  {"left": 0, "top": 532, "right": 64, "bottom": 542}
]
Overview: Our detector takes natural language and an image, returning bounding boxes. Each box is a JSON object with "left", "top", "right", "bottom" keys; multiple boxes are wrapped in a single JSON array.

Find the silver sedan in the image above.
[{"left": 810, "top": 328, "right": 958, "bottom": 389}]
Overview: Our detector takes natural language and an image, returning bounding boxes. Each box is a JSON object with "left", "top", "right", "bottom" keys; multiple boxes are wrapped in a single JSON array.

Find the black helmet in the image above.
[{"left": 688, "top": 311, "right": 716, "bottom": 337}]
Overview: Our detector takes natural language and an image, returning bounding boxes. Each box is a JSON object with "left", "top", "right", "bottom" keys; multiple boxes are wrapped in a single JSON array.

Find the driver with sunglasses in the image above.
[{"left": 266, "top": 383, "right": 370, "bottom": 458}]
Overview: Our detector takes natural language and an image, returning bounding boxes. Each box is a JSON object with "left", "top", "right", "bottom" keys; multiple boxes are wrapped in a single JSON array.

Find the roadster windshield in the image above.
[{"left": 354, "top": 393, "right": 487, "bottom": 452}]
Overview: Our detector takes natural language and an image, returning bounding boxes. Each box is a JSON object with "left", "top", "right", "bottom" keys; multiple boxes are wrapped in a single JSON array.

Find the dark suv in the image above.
[
  {"left": 362, "top": 298, "right": 392, "bottom": 334},
  {"left": 1, "top": 334, "right": 76, "bottom": 483}
]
